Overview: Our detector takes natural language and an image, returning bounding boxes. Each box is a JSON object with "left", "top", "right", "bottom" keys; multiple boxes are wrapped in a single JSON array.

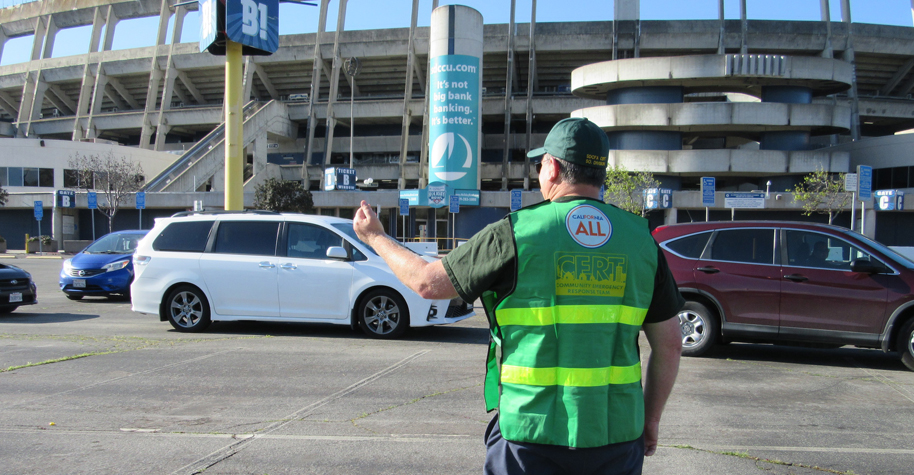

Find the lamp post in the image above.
[
  {"left": 344, "top": 57, "right": 362, "bottom": 169},
  {"left": 766, "top": 180, "right": 771, "bottom": 199}
]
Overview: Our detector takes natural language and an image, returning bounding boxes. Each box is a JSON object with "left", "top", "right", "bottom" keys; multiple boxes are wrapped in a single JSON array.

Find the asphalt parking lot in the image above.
[{"left": 2, "top": 256, "right": 913, "bottom": 474}]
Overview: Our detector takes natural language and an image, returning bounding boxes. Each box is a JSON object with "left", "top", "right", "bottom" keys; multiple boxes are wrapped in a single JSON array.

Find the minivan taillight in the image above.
[{"left": 134, "top": 255, "right": 151, "bottom": 266}]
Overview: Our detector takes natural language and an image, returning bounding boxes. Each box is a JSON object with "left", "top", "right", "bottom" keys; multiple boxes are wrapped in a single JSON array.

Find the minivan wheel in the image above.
[
  {"left": 678, "top": 301, "right": 719, "bottom": 357},
  {"left": 358, "top": 289, "right": 409, "bottom": 339},
  {"left": 164, "top": 285, "right": 211, "bottom": 333},
  {"left": 897, "top": 319, "right": 914, "bottom": 371}
]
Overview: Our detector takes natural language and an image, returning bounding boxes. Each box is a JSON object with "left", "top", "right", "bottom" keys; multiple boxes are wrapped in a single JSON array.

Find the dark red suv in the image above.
[{"left": 652, "top": 221, "right": 914, "bottom": 371}]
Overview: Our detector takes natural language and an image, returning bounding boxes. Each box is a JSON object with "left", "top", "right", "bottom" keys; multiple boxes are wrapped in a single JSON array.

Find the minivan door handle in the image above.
[
  {"left": 696, "top": 266, "right": 720, "bottom": 274},
  {"left": 784, "top": 274, "right": 809, "bottom": 282},
  {"left": 259, "top": 262, "right": 275, "bottom": 269},
  {"left": 280, "top": 263, "right": 297, "bottom": 270}
]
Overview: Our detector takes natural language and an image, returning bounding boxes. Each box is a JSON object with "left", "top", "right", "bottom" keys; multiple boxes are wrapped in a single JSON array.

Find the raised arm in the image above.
[{"left": 353, "top": 200, "right": 459, "bottom": 300}]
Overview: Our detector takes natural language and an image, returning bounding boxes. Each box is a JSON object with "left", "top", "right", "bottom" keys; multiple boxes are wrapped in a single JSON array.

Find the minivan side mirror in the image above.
[
  {"left": 851, "top": 259, "right": 886, "bottom": 274},
  {"left": 326, "top": 246, "right": 348, "bottom": 260}
]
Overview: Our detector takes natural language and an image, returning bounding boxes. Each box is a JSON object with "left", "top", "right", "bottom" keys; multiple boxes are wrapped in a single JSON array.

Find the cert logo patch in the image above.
[{"left": 565, "top": 205, "right": 611, "bottom": 248}]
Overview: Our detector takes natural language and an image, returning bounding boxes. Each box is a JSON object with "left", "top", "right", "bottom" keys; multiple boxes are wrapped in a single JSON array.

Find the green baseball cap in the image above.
[{"left": 527, "top": 117, "right": 609, "bottom": 168}]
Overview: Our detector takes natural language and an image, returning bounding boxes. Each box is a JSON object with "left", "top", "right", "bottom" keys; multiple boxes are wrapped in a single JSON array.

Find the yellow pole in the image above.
[{"left": 224, "top": 40, "right": 244, "bottom": 210}]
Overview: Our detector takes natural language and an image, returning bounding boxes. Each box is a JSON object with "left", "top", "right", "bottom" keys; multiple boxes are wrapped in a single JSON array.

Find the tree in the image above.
[
  {"left": 603, "top": 165, "right": 660, "bottom": 217},
  {"left": 792, "top": 166, "right": 852, "bottom": 225},
  {"left": 0, "top": 183, "right": 7, "bottom": 206},
  {"left": 253, "top": 178, "right": 314, "bottom": 213},
  {"left": 68, "top": 152, "right": 145, "bottom": 234}
]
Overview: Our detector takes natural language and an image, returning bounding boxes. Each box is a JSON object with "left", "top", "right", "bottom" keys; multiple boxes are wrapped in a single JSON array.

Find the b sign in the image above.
[
  {"left": 56, "top": 190, "right": 76, "bottom": 208},
  {"left": 201, "top": 0, "right": 278, "bottom": 56}
]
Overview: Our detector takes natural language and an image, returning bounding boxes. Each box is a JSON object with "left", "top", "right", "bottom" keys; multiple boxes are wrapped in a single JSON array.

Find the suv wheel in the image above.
[
  {"left": 678, "top": 301, "right": 718, "bottom": 357},
  {"left": 897, "top": 319, "right": 914, "bottom": 371},
  {"left": 164, "top": 285, "right": 211, "bottom": 333},
  {"left": 358, "top": 289, "right": 409, "bottom": 339}
]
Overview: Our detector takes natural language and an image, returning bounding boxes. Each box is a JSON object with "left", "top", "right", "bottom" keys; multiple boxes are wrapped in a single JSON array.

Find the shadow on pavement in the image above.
[
  {"left": 698, "top": 341, "right": 906, "bottom": 372},
  {"left": 0, "top": 312, "right": 100, "bottom": 324},
  {"left": 187, "top": 320, "right": 489, "bottom": 345}
]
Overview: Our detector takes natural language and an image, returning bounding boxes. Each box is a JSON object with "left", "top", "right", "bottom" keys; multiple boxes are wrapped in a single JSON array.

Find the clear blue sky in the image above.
[{"left": 1, "top": 0, "right": 911, "bottom": 66}]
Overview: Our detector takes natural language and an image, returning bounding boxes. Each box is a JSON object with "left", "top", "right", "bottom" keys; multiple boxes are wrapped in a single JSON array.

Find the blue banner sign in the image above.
[
  {"left": 226, "top": 0, "right": 279, "bottom": 54},
  {"left": 701, "top": 177, "right": 715, "bottom": 206},
  {"left": 199, "top": 0, "right": 220, "bottom": 53},
  {"left": 429, "top": 54, "right": 479, "bottom": 192},
  {"left": 857, "top": 165, "right": 873, "bottom": 200},
  {"left": 57, "top": 190, "right": 76, "bottom": 208},
  {"left": 876, "top": 190, "right": 905, "bottom": 211},
  {"left": 644, "top": 188, "right": 673, "bottom": 209},
  {"left": 399, "top": 189, "right": 421, "bottom": 206},
  {"left": 454, "top": 189, "right": 479, "bottom": 206}
]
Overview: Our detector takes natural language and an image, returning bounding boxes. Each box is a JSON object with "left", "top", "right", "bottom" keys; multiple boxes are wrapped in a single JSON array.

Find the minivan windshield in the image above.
[
  {"left": 84, "top": 233, "right": 146, "bottom": 254},
  {"left": 839, "top": 228, "right": 914, "bottom": 269},
  {"left": 331, "top": 223, "right": 377, "bottom": 256}
]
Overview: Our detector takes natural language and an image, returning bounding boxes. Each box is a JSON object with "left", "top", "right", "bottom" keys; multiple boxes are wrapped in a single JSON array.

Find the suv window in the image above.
[
  {"left": 213, "top": 221, "right": 279, "bottom": 256},
  {"left": 152, "top": 221, "right": 214, "bottom": 252},
  {"left": 664, "top": 232, "right": 712, "bottom": 259},
  {"left": 786, "top": 230, "right": 876, "bottom": 271},
  {"left": 286, "top": 223, "right": 343, "bottom": 259},
  {"left": 709, "top": 228, "right": 775, "bottom": 264}
]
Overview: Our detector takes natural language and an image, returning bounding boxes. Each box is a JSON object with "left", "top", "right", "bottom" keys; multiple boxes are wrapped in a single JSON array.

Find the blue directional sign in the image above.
[
  {"left": 701, "top": 177, "right": 716, "bottom": 206},
  {"left": 34, "top": 201, "right": 43, "bottom": 220},
  {"left": 449, "top": 195, "right": 460, "bottom": 214},
  {"left": 857, "top": 165, "right": 873, "bottom": 199},
  {"left": 399, "top": 199, "right": 410, "bottom": 216},
  {"left": 136, "top": 191, "right": 146, "bottom": 210},
  {"left": 510, "top": 189, "right": 523, "bottom": 212},
  {"left": 87, "top": 191, "right": 97, "bottom": 209},
  {"left": 56, "top": 190, "right": 76, "bottom": 208}
]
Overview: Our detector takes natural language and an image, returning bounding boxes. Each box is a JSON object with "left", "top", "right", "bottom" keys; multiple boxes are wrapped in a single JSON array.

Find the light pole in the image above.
[
  {"left": 344, "top": 57, "right": 361, "bottom": 169},
  {"left": 766, "top": 180, "right": 771, "bottom": 199}
]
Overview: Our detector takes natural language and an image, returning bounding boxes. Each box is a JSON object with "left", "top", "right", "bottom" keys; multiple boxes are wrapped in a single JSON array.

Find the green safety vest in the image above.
[{"left": 480, "top": 199, "right": 658, "bottom": 448}]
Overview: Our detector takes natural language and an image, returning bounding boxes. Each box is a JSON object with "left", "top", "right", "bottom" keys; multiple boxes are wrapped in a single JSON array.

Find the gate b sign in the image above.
[{"left": 200, "top": 0, "right": 278, "bottom": 56}]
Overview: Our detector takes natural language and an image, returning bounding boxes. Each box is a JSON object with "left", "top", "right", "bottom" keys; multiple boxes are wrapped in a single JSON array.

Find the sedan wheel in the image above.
[
  {"left": 358, "top": 289, "right": 409, "bottom": 339},
  {"left": 678, "top": 301, "right": 718, "bottom": 357},
  {"left": 164, "top": 285, "right": 211, "bottom": 333}
]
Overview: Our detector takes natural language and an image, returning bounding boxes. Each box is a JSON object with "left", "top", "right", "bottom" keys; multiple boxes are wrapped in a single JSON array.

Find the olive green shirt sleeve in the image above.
[
  {"left": 441, "top": 218, "right": 516, "bottom": 304},
  {"left": 644, "top": 244, "right": 686, "bottom": 324}
]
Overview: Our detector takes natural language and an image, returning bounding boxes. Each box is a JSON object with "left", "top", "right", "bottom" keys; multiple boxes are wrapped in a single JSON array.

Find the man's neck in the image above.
[{"left": 543, "top": 183, "right": 602, "bottom": 201}]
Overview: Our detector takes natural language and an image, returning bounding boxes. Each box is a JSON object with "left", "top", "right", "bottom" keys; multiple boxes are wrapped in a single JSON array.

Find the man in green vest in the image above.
[{"left": 353, "top": 117, "right": 684, "bottom": 474}]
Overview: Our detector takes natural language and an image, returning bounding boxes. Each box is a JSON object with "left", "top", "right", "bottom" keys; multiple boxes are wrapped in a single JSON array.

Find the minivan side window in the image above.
[
  {"left": 664, "top": 232, "right": 712, "bottom": 259},
  {"left": 212, "top": 221, "right": 280, "bottom": 256},
  {"left": 152, "top": 221, "right": 214, "bottom": 252},
  {"left": 286, "top": 223, "right": 344, "bottom": 259},
  {"left": 709, "top": 228, "right": 775, "bottom": 264}
]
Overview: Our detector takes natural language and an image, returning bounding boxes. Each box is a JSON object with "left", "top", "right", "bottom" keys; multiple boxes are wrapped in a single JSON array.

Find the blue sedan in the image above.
[{"left": 60, "top": 230, "right": 148, "bottom": 300}]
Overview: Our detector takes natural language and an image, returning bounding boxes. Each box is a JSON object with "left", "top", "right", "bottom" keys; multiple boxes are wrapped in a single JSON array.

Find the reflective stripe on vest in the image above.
[
  {"left": 501, "top": 362, "right": 642, "bottom": 387},
  {"left": 496, "top": 304, "right": 647, "bottom": 327}
]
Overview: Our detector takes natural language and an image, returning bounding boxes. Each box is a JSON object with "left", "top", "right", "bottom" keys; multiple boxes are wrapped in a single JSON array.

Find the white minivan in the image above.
[{"left": 131, "top": 211, "right": 474, "bottom": 338}]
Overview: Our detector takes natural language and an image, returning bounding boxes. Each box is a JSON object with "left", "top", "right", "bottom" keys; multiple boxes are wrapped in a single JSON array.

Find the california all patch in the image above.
[{"left": 565, "top": 204, "right": 612, "bottom": 248}]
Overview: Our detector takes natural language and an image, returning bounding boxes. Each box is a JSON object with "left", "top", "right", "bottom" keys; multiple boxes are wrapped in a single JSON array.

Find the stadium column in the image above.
[
  {"left": 154, "top": 8, "right": 187, "bottom": 152},
  {"left": 41, "top": 15, "right": 59, "bottom": 60},
  {"left": 525, "top": 2, "right": 536, "bottom": 186},
  {"left": 419, "top": 1, "right": 441, "bottom": 190},
  {"left": 73, "top": 6, "right": 107, "bottom": 141},
  {"left": 322, "top": 0, "right": 348, "bottom": 170},
  {"left": 841, "top": 0, "right": 861, "bottom": 141},
  {"left": 140, "top": 0, "right": 172, "bottom": 150},
  {"left": 502, "top": 0, "right": 516, "bottom": 191},
  {"left": 303, "top": 0, "right": 331, "bottom": 187},
  {"left": 398, "top": 0, "right": 421, "bottom": 189}
]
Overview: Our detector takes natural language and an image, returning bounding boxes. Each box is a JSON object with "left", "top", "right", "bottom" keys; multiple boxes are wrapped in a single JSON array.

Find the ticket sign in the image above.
[
  {"left": 201, "top": 0, "right": 278, "bottom": 56},
  {"left": 876, "top": 190, "right": 905, "bottom": 211},
  {"left": 323, "top": 167, "right": 356, "bottom": 191},
  {"left": 56, "top": 190, "right": 76, "bottom": 208},
  {"left": 644, "top": 188, "right": 673, "bottom": 209}
]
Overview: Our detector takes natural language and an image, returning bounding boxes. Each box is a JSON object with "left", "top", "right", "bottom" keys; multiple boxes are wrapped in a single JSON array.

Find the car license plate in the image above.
[
  {"left": 74, "top": 279, "right": 86, "bottom": 288},
  {"left": 9, "top": 292, "right": 22, "bottom": 303}
]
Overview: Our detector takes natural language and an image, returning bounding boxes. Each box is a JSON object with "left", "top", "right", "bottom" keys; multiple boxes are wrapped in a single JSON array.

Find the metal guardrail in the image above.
[{"left": 143, "top": 101, "right": 263, "bottom": 192}]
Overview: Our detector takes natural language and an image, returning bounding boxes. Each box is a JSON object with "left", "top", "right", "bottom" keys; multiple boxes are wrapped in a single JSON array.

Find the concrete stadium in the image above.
[{"left": 2, "top": 0, "right": 914, "bottom": 250}]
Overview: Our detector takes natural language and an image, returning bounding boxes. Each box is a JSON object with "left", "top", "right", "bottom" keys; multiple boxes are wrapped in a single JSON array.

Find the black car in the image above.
[{"left": 0, "top": 262, "right": 37, "bottom": 313}]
